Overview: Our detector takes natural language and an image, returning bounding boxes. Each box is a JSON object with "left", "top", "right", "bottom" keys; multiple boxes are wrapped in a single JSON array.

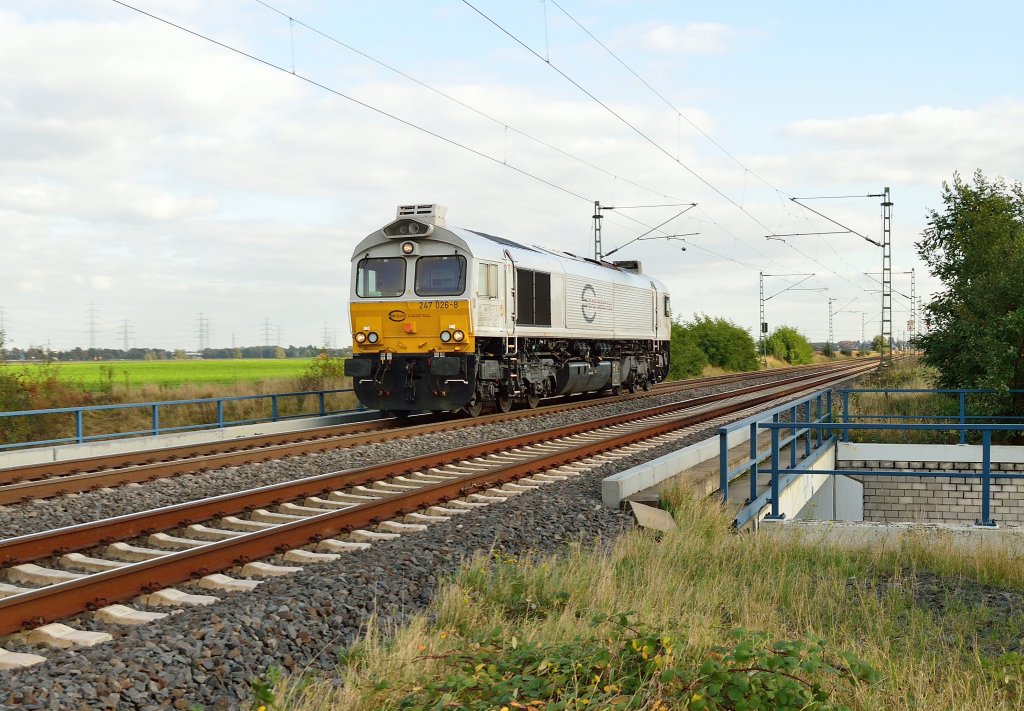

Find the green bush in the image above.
[
  {"left": 0, "top": 364, "right": 95, "bottom": 446},
  {"left": 294, "top": 353, "right": 348, "bottom": 392},
  {"left": 670, "top": 322, "right": 709, "bottom": 380},
  {"left": 765, "top": 326, "right": 814, "bottom": 365},
  {"left": 392, "top": 615, "right": 878, "bottom": 710},
  {"left": 687, "top": 315, "right": 760, "bottom": 372}
]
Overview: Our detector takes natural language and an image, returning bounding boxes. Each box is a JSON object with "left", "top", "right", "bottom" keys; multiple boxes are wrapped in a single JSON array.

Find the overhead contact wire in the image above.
[
  {"left": 548, "top": 0, "right": 788, "bottom": 197},
  {"left": 534, "top": 2, "right": 893, "bottom": 291},
  {"left": 461, "top": 0, "right": 775, "bottom": 234},
  {"left": 112, "top": 0, "right": 592, "bottom": 204},
  {"left": 252, "top": 0, "right": 688, "bottom": 205}
]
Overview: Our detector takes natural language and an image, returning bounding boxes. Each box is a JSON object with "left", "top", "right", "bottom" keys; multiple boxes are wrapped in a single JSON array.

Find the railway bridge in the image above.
[{"left": 605, "top": 384, "right": 1024, "bottom": 551}]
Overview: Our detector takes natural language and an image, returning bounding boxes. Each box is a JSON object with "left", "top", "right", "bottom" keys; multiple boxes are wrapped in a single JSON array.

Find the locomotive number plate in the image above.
[{"left": 418, "top": 301, "right": 460, "bottom": 310}]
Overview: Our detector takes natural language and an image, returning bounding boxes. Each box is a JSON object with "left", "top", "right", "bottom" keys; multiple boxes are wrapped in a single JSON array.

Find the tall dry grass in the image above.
[
  {"left": 274, "top": 491, "right": 1024, "bottom": 710},
  {"left": 0, "top": 359, "right": 357, "bottom": 448},
  {"left": 840, "top": 361, "right": 971, "bottom": 444}
]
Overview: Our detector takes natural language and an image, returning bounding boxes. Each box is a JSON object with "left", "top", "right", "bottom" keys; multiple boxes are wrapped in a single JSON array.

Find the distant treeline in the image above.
[{"left": 3, "top": 345, "right": 352, "bottom": 362}]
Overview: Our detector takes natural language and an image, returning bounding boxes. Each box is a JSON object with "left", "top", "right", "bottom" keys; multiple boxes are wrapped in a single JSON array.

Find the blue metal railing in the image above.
[
  {"left": 752, "top": 421, "right": 1024, "bottom": 528},
  {"left": 0, "top": 387, "right": 361, "bottom": 450},
  {"left": 717, "top": 388, "right": 835, "bottom": 505},
  {"left": 837, "top": 388, "right": 1024, "bottom": 445},
  {"left": 723, "top": 388, "right": 1024, "bottom": 528}
]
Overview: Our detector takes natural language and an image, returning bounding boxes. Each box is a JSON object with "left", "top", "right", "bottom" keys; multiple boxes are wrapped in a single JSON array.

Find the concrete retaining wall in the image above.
[
  {"left": 838, "top": 442, "right": 1024, "bottom": 525},
  {"left": 601, "top": 424, "right": 753, "bottom": 507},
  {"left": 761, "top": 518, "right": 1024, "bottom": 553}
]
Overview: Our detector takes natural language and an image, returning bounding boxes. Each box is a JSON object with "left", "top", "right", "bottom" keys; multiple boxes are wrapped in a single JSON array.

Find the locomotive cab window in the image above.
[
  {"left": 415, "top": 255, "right": 467, "bottom": 296},
  {"left": 356, "top": 257, "right": 406, "bottom": 298},
  {"left": 477, "top": 263, "right": 498, "bottom": 299},
  {"left": 663, "top": 295, "right": 671, "bottom": 317}
]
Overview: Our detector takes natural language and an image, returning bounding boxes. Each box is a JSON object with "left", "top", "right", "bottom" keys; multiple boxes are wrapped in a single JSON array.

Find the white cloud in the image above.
[
  {"left": 0, "top": 5, "right": 1006, "bottom": 351},
  {"left": 779, "top": 103, "right": 1024, "bottom": 187},
  {"left": 637, "top": 22, "right": 742, "bottom": 54}
]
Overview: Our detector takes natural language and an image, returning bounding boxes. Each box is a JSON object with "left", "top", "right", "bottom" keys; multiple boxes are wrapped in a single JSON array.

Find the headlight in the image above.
[
  {"left": 401, "top": 241, "right": 415, "bottom": 255},
  {"left": 439, "top": 331, "right": 452, "bottom": 343},
  {"left": 367, "top": 332, "right": 379, "bottom": 344},
  {"left": 354, "top": 332, "right": 367, "bottom": 344},
  {"left": 453, "top": 330, "right": 465, "bottom": 342}
]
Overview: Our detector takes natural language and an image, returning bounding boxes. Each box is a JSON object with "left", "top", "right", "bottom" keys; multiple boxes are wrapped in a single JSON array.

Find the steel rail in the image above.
[
  {"left": 0, "top": 361, "right": 872, "bottom": 570},
  {"left": 0, "top": 361, "right": 876, "bottom": 634},
  {"left": 0, "top": 362, "right": 864, "bottom": 503},
  {"left": 0, "top": 365, "right": 831, "bottom": 481}
]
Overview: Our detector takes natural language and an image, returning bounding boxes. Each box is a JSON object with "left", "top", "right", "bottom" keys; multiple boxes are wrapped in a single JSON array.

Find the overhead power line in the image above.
[
  {"left": 114, "top": 1, "right": 719, "bottom": 269},
  {"left": 461, "top": 0, "right": 776, "bottom": 234},
  {"left": 115, "top": 0, "right": 865, "bottom": 298},
  {"left": 252, "top": 0, "right": 690, "bottom": 205},
  {"left": 547, "top": 0, "right": 788, "bottom": 197},
  {"left": 468, "top": 1, "right": 887, "bottom": 289},
  {"left": 112, "top": 0, "right": 593, "bottom": 204}
]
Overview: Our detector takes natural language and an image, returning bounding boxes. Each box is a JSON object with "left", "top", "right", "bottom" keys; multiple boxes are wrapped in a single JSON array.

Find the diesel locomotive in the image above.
[{"left": 344, "top": 204, "right": 672, "bottom": 415}]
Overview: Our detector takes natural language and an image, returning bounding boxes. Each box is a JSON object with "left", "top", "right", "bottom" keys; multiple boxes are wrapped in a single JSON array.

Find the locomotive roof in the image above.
[
  {"left": 464, "top": 229, "right": 541, "bottom": 254},
  {"left": 352, "top": 222, "right": 668, "bottom": 292}
]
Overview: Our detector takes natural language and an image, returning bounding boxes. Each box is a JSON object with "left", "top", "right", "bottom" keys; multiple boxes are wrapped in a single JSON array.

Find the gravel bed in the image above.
[
  {"left": 0, "top": 369, "right": 864, "bottom": 709},
  {"left": 1, "top": 459, "right": 641, "bottom": 710},
  {"left": 0, "top": 369, "right": 820, "bottom": 540}
]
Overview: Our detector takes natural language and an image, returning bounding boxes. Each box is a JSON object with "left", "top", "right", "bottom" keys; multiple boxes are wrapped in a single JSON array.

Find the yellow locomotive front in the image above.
[{"left": 344, "top": 206, "right": 478, "bottom": 413}]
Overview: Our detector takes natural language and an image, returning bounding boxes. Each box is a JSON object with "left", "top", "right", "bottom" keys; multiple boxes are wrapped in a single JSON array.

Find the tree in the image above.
[
  {"left": 917, "top": 170, "right": 1024, "bottom": 412},
  {"left": 764, "top": 326, "right": 814, "bottom": 365},
  {"left": 871, "top": 335, "right": 885, "bottom": 353},
  {"left": 668, "top": 321, "right": 708, "bottom": 379},
  {"left": 687, "top": 315, "right": 759, "bottom": 372}
]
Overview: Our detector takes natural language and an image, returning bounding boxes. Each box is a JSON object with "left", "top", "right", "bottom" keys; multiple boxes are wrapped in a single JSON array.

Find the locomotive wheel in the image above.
[
  {"left": 641, "top": 378, "right": 651, "bottom": 391},
  {"left": 611, "top": 385, "right": 623, "bottom": 396},
  {"left": 627, "top": 380, "right": 638, "bottom": 394},
  {"left": 464, "top": 399, "right": 484, "bottom": 417},
  {"left": 526, "top": 394, "right": 540, "bottom": 409},
  {"left": 497, "top": 395, "right": 513, "bottom": 413}
]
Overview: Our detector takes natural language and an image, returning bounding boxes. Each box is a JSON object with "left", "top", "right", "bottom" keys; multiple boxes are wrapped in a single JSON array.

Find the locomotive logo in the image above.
[
  {"left": 581, "top": 284, "right": 598, "bottom": 323},
  {"left": 388, "top": 310, "right": 406, "bottom": 322}
]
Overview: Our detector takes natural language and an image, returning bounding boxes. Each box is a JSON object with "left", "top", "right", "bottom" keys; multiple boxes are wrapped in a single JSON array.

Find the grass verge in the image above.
[
  {"left": 12, "top": 359, "right": 318, "bottom": 391},
  {"left": 0, "top": 357, "right": 356, "bottom": 447},
  {"left": 840, "top": 359, "right": 969, "bottom": 444},
  {"left": 257, "top": 489, "right": 1024, "bottom": 710}
]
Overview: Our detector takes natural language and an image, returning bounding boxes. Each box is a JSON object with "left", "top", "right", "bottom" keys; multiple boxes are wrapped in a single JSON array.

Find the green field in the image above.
[{"left": 22, "top": 359, "right": 315, "bottom": 390}]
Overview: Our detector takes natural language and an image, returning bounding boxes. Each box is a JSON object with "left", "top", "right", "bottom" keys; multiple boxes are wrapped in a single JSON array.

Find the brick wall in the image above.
[{"left": 840, "top": 459, "right": 1024, "bottom": 524}]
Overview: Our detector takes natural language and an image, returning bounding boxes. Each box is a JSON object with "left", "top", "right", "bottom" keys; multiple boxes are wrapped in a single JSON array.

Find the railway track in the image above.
[
  {"left": 0, "top": 358, "right": 875, "bottom": 658},
  {"left": 0, "top": 362, "right": 869, "bottom": 505}
]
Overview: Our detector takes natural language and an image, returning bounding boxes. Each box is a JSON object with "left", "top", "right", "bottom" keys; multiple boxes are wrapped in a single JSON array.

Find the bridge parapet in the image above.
[{"left": 734, "top": 388, "right": 1024, "bottom": 529}]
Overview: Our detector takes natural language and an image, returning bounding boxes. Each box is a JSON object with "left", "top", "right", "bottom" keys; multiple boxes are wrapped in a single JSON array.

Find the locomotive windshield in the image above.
[
  {"left": 415, "top": 255, "right": 467, "bottom": 296},
  {"left": 356, "top": 257, "right": 406, "bottom": 298}
]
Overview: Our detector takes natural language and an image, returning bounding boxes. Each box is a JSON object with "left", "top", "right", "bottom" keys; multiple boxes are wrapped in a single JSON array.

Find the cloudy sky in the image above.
[{"left": 3, "top": 0, "right": 1022, "bottom": 351}]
